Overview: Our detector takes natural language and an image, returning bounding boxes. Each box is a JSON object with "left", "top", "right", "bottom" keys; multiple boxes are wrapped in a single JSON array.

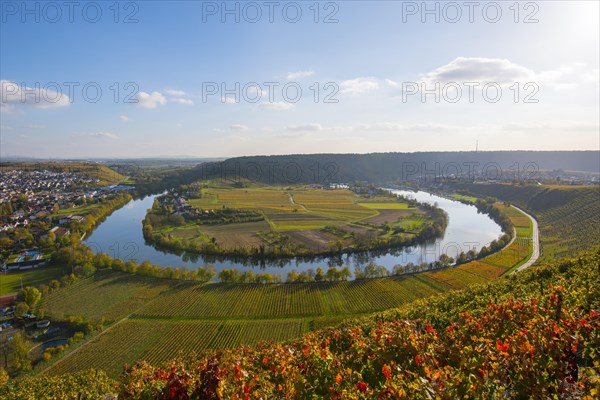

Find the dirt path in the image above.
[{"left": 289, "top": 194, "right": 308, "bottom": 211}]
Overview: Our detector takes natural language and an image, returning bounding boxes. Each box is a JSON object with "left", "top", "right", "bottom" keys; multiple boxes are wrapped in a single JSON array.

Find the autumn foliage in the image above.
[
  {"left": 117, "top": 291, "right": 599, "bottom": 399},
  {"left": 2, "top": 251, "right": 599, "bottom": 399}
]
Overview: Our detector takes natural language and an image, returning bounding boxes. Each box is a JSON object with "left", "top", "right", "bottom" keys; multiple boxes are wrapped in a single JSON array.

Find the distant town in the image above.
[{"left": 0, "top": 169, "right": 132, "bottom": 270}]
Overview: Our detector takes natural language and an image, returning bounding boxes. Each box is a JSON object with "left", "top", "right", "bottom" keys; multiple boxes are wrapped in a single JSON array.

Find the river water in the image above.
[{"left": 84, "top": 190, "right": 502, "bottom": 275}]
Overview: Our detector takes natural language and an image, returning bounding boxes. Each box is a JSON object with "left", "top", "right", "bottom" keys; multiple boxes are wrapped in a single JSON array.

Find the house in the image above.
[{"left": 50, "top": 226, "right": 70, "bottom": 239}]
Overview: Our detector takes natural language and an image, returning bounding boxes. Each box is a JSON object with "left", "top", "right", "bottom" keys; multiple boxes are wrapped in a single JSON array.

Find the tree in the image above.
[
  {"left": 326, "top": 267, "right": 339, "bottom": 282},
  {"left": 20, "top": 287, "right": 41, "bottom": 309},
  {"left": 15, "top": 302, "right": 29, "bottom": 318},
  {"left": 0, "top": 367, "right": 8, "bottom": 386},
  {"left": 314, "top": 267, "right": 324, "bottom": 282},
  {"left": 340, "top": 266, "right": 352, "bottom": 281},
  {"left": 392, "top": 264, "right": 406, "bottom": 276},
  {"left": 354, "top": 266, "right": 365, "bottom": 280},
  {"left": 286, "top": 270, "right": 299, "bottom": 283},
  {"left": 438, "top": 254, "right": 455, "bottom": 267},
  {"left": 9, "top": 333, "right": 32, "bottom": 371}
]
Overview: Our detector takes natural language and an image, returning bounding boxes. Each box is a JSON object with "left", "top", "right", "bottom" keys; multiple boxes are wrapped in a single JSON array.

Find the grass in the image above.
[
  {"left": 449, "top": 194, "right": 478, "bottom": 203},
  {"left": 50, "top": 203, "right": 103, "bottom": 218},
  {"left": 0, "top": 265, "right": 69, "bottom": 296}
]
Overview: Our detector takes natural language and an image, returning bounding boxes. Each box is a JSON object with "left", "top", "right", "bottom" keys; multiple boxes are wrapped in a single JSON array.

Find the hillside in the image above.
[
  {"left": 194, "top": 151, "right": 600, "bottom": 184},
  {"left": 3, "top": 249, "right": 598, "bottom": 398},
  {"left": 451, "top": 184, "right": 600, "bottom": 262},
  {"left": 0, "top": 162, "right": 125, "bottom": 186}
]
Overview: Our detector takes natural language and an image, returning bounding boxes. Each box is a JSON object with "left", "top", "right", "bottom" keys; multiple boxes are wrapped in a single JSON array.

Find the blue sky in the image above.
[{"left": 1, "top": 1, "right": 599, "bottom": 158}]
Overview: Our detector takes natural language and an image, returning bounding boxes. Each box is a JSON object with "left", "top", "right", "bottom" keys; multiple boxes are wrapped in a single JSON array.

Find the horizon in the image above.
[{"left": 2, "top": 148, "right": 600, "bottom": 163}]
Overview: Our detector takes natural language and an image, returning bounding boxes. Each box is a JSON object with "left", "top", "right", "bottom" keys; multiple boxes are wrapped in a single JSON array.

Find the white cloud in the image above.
[
  {"left": 177, "top": 123, "right": 183, "bottom": 128},
  {"left": 421, "top": 57, "right": 536, "bottom": 85},
  {"left": 230, "top": 124, "right": 249, "bottom": 131},
  {"left": 258, "top": 102, "right": 294, "bottom": 110},
  {"left": 1, "top": 80, "right": 70, "bottom": 110},
  {"left": 286, "top": 123, "right": 324, "bottom": 131},
  {"left": 421, "top": 58, "right": 599, "bottom": 92},
  {"left": 164, "top": 88, "right": 187, "bottom": 97},
  {"left": 136, "top": 91, "right": 166, "bottom": 109},
  {"left": 119, "top": 115, "right": 129, "bottom": 122},
  {"left": 357, "top": 123, "right": 457, "bottom": 132},
  {"left": 385, "top": 79, "right": 399, "bottom": 87},
  {"left": 171, "top": 98, "right": 194, "bottom": 105},
  {"left": 76, "top": 132, "right": 118, "bottom": 139},
  {"left": 287, "top": 70, "right": 315, "bottom": 80},
  {"left": 340, "top": 77, "right": 380, "bottom": 95}
]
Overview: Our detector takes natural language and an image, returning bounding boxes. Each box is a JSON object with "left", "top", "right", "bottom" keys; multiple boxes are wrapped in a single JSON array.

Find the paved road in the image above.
[{"left": 511, "top": 205, "right": 540, "bottom": 273}]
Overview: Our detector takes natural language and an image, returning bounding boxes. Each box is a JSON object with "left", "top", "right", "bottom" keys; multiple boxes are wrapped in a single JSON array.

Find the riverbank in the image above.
[{"left": 83, "top": 190, "right": 504, "bottom": 276}]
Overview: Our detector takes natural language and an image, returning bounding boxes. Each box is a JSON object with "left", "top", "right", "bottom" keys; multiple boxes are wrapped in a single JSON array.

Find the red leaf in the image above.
[{"left": 356, "top": 381, "right": 368, "bottom": 392}]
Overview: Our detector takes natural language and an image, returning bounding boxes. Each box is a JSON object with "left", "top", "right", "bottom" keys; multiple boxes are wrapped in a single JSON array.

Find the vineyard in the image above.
[
  {"left": 5, "top": 249, "right": 599, "bottom": 399},
  {"left": 44, "top": 319, "right": 308, "bottom": 377},
  {"left": 452, "top": 183, "right": 600, "bottom": 262},
  {"left": 41, "top": 270, "right": 175, "bottom": 324}
]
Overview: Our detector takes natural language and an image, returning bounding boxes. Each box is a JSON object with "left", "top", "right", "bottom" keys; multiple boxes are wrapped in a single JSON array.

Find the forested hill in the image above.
[{"left": 194, "top": 151, "right": 599, "bottom": 184}]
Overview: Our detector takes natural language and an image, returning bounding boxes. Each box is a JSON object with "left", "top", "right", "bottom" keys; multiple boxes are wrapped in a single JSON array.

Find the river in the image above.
[{"left": 84, "top": 190, "right": 502, "bottom": 276}]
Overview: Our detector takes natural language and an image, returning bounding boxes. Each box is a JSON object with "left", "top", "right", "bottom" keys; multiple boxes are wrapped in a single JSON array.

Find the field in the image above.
[
  {"left": 49, "top": 203, "right": 105, "bottom": 218},
  {"left": 151, "top": 186, "right": 435, "bottom": 254},
  {"left": 41, "top": 272, "right": 456, "bottom": 377},
  {"left": 0, "top": 265, "right": 68, "bottom": 296}
]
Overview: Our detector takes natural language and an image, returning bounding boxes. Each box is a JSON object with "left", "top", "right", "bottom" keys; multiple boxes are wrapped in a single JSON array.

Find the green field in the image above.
[
  {"left": 49, "top": 203, "right": 104, "bottom": 218},
  {"left": 147, "top": 186, "right": 437, "bottom": 255},
  {"left": 448, "top": 193, "right": 478, "bottom": 203},
  {"left": 0, "top": 265, "right": 69, "bottom": 296},
  {"left": 357, "top": 202, "right": 410, "bottom": 209}
]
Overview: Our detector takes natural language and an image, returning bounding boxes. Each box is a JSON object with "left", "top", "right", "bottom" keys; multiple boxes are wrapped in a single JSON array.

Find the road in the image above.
[{"left": 510, "top": 205, "right": 540, "bottom": 273}]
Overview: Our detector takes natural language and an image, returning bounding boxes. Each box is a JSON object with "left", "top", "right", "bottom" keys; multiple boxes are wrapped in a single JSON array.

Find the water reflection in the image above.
[{"left": 85, "top": 190, "right": 503, "bottom": 275}]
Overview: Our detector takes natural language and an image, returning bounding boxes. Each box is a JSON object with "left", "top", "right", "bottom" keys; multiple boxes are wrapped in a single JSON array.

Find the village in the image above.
[{"left": 0, "top": 169, "right": 132, "bottom": 270}]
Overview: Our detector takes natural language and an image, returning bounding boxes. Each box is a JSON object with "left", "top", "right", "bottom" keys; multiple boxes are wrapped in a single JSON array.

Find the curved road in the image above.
[{"left": 510, "top": 205, "right": 540, "bottom": 273}]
